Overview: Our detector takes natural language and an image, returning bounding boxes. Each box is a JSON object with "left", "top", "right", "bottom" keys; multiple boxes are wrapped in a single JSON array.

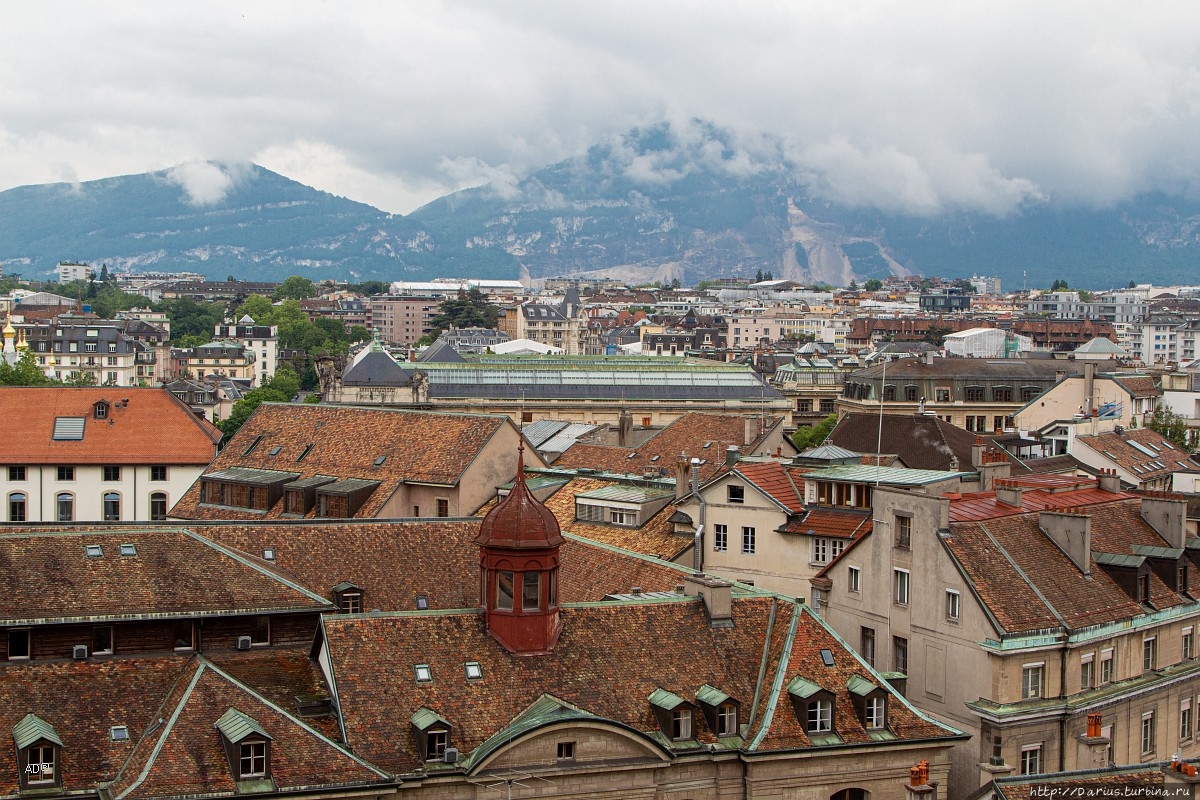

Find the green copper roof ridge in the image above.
[
  {"left": 748, "top": 599, "right": 802, "bottom": 751},
  {"left": 112, "top": 661, "right": 207, "bottom": 800}
]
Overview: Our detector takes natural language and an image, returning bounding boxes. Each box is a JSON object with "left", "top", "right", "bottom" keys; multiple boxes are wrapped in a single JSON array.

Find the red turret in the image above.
[{"left": 475, "top": 443, "right": 563, "bottom": 655}]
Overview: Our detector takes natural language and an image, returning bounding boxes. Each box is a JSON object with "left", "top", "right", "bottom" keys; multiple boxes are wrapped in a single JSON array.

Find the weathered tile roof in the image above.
[
  {"left": 554, "top": 412, "right": 783, "bottom": 482},
  {"left": 0, "top": 387, "right": 220, "bottom": 465},
  {"left": 1111, "top": 374, "right": 1162, "bottom": 397},
  {"left": 318, "top": 598, "right": 956, "bottom": 774},
  {"left": 106, "top": 657, "right": 389, "bottom": 799},
  {"left": 0, "top": 529, "right": 332, "bottom": 624},
  {"left": 828, "top": 413, "right": 978, "bottom": 472},
  {"left": 948, "top": 480, "right": 1132, "bottom": 522},
  {"left": 189, "top": 520, "right": 690, "bottom": 610},
  {"left": 536, "top": 476, "right": 690, "bottom": 560},
  {"left": 944, "top": 499, "right": 1189, "bottom": 634},
  {"left": 779, "top": 508, "right": 873, "bottom": 540},
  {"left": 171, "top": 404, "right": 517, "bottom": 519},
  {"left": 1076, "top": 427, "right": 1193, "bottom": 481},
  {"left": 732, "top": 460, "right": 805, "bottom": 513},
  {"left": 987, "top": 766, "right": 1164, "bottom": 800},
  {"left": 0, "top": 656, "right": 186, "bottom": 794}
]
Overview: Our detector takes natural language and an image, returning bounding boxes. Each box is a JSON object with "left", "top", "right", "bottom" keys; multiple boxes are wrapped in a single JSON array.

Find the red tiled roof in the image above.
[
  {"left": 189, "top": 519, "right": 689, "bottom": 610},
  {"left": 171, "top": 404, "right": 526, "bottom": 519},
  {"left": 537, "top": 476, "right": 690, "bottom": 560},
  {"left": 945, "top": 498, "right": 1188, "bottom": 634},
  {"left": 733, "top": 460, "right": 804, "bottom": 513},
  {"left": 0, "top": 529, "right": 332, "bottom": 624},
  {"left": 1077, "top": 428, "right": 1192, "bottom": 480},
  {"left": 555, "top": 412, "right": 782, "bottom": 482},
  {"left": 319, "top": 599, "right": 954, "bottom": 774},
  {"left": 0, "top": 387, "right": 220, "bottom": 465},
  {"left": 107, "top": 658, "right": 387, "bottom": 798},
  {"left": 948, "top": 483, "right": 1132, "bottom": 522},
  {"left": 0, "top": 656, "right": 187, "bottom": 794},
  {"left": 780, "top": 507, "right": 872, "bottom": 540}
]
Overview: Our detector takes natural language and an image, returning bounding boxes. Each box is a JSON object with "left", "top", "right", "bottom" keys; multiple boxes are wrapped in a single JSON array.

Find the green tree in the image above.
[
  {"left": 425, "top": 288, "right": 500, "bottom": 341},
  {"left": 924, "top": 325, "right": 954, "bottom": 347},
  {"left": 791, "top": 414, "right": 836, "bottom": 450},
  {"left": 234, "top": 294, "right": 274, "bottom": 323},
  {"left": 348, "top": 280, "right": 389, "bottom": 296},
  {"left": 348, "top": 325, "right": 371, "bottom": 343},
  {"left": 63, "top": 371, "right": 98, "bottom": 387},
  {"left": 848, "top": 279, "right": 859, "bottom": 291},
  {"left": 158, "top": 297, "right": 226, "bottom": 341},
  {"left": 1148, "top": 404, "right": 1190, "bottom": 449},
  {"left": 273, "top": 276, "right": 318, "bottom": 301},
  {"left": 1050, "top": 279, "right": 1069, "bottom": 291},
  {"left": 863, "top": 279, "right": 884, "bottom": 292},
  {"left": 218, "top": 367, "right": 301, "bottom": 442},
  {"left": 0, "top": 351, "right": 53, "bottom": 386}
]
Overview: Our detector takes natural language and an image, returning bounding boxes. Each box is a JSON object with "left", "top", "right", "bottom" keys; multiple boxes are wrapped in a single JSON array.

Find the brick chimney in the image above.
[
  {"left": 904, "top": 759, "right": 936, "bottom": 800},
  {"left": 994, "top": 479, "right": 1023, "bottom": 508},
  {"left": 618, "top": 409, "right": 633, "bottom": 448},
  {"left": 1141, "top": 491, "right": 1187, "bottom": 549},
  {"left": 1097, "top": 468, "right": 1122, "bottom": 493},
  {"left": 977, "top": 449, "right": 1012, "bottom": 492},
  {"left": 1076, "top": 712, "right": 1111, "bottom": 770},
  {"left": 683, "top": 573, "right": 733, "bottom": 628},
  {"left": 1038, "top": 507, "right": 1092, "bottom": 576},
  {"left": 1163, "top": 759, "right": 1200, "bottom": 792},
  {"left": 674, "top": 453, "right": 691, "bottom": 501}
]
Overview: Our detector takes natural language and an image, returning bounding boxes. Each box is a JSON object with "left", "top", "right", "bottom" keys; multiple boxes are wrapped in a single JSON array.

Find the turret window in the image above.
[
  {"left": 496, "top": 571, "right": 515, "bottom": 611},
  {"left": 522, "top": 572, "right": 541, "bottom": 611}
]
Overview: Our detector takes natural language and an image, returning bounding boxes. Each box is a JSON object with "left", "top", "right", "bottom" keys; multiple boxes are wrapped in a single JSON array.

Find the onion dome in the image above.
[{"left": 475, "top": 444, "right": 563, "bottom": 549}]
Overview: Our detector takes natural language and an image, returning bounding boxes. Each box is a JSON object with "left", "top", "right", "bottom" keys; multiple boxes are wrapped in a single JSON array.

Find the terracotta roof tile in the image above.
[
  {"left": 733, "top": 461, "right": 804, "bottom": 513},
  {"left": 0, "top": 387, "right": 220, "bottom": 465},
  {"left": 538, "top": 476, "right": 690, "bottom": 560},
  {"left": 107, "top": 658, "right": 387, "bottom": 799},
  {"left": 319, "top": 598, "right": 955, "bottom": 774},
  {"left": 828, "top": 413, "right": 977, "bottom": 472},
  {"left": 555, "top": 412, "right": 782, "bottom": 482},
  {"left": 779, "top": 508, "right": 872, "bottom": 539},
  {"left": 1077, "top": 428, "right": 1192, "bottom": 479},
  {"left": 188, "top": 519, "right": 690, "bottom": 610},
  {"left": 946, "top": 499, "right": 1190, "bottom": 634},
  {"left": 171, "top": 404, "right": 522, "bottom": 519},
  {"left": 0, "top": 655, "right": 187, "bottom": 794},
  {"left": 0, "top": 529, "right": 332, "bottom": 624}
]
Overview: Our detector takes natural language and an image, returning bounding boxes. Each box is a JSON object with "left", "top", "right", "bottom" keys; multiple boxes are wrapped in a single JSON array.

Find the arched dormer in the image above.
[{"left": 475, "top": 442, "right": 563, "bottom": 655}]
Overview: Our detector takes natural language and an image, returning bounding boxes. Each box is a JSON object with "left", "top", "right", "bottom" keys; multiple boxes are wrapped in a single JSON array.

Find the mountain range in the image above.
[{"left": 2, "top": 122, "right": 1197, "bottom": 289}]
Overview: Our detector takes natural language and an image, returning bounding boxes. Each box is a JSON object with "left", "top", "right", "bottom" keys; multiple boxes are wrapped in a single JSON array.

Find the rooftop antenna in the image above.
[
  {"left": 876, "top": 353, "right": 885, "bottom": 485},
  {"left": 468, "top": 770, "right": 554, "bottom": 800}
]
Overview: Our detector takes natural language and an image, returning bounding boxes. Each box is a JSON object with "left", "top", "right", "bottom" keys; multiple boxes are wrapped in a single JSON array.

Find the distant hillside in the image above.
[
  {"left": 0, "top": 164, "right": 518, "bottom": 283},
  {"left": 411, "top": 123, "right": 1200, "bottom": 290},
  {"left": 2, "top": 128, "right": 1198, "bottom": 288}
]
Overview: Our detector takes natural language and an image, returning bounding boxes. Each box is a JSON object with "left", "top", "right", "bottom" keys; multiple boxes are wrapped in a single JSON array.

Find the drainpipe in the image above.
[
  {"left": 1059, "top": 638, "right": 1069, "bottom": 772},
  {"left": 691, "top": 458, "right": 705, "bottom": 574}
]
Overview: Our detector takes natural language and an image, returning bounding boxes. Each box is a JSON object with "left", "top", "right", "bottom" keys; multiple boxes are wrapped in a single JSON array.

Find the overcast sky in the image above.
[{"left": 2, "top": 1, "right": 1197, "bottom": 216}]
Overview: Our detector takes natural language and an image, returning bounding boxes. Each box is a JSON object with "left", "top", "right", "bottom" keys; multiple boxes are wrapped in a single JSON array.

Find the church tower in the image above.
[{"left": 474, "top": 443, "right": 563, "bottom": 655}]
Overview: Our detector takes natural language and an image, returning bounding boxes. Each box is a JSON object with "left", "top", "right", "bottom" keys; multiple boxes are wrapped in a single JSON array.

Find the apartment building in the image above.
[{"left": 814, "top": 472, "right": 1200, "bottom": 797}]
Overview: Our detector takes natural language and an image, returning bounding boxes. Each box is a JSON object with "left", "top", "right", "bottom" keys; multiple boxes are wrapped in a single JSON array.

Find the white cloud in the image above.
[
  {"left": 164, "top": 161, "right": 249, "bottom": 206},
  {"left": 0, "top": 1, "right": 1197, "bottom": 215}
]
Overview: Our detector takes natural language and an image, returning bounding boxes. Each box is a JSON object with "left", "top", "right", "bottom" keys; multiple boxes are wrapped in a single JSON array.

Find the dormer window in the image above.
[
  {"left": 788, "top": 677, "right": 837, "bottom": 740},
  {"left": 648, "top": 689, "right": 698, "bottom": 743},
  {"left": 671, "top": 708, "right": 693, "bottom": 740},
  {"left": 332, "top": 582, "right": 363, "bottom": 614},
  {"left": 411, "top": 707, "right": 453, "bottom": 762},
  {"left": 14, "top": 714, "right": 62, "bottom": 790},
  {"left": 847, "top": 674, "right": 889, "bottom": 731},
  {"left": 93, "top": 400, "right": 110, "bottom": 420},
  {"left": 696, "top": 684, "right": 741, "bottom": 738},
  {"left": 215, "top": 709, "right": 272, "bottom": 785}
]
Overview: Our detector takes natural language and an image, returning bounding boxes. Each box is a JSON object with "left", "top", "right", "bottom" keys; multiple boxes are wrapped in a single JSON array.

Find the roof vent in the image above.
[
  {"left": 73, "top": 645, "right": 89, "bottom": 660},
  {"left": 109, "top": 725, "right": 129, "bottom": 741},
  {"left": 443, "top": 747, "right": 460, "bottom": 764},
  {"left": 236, "top": 636, "right": 252, "bottom": 650}
]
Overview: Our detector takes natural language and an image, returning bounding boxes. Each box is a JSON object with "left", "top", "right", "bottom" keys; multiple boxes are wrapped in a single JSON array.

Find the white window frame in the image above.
[
  {"left": 946, "top": 589, "right": 961, "bottom": 621},
  {"left": 713, "top": 524, "right": 728, "bottom": 552},
  {"left": 1141, "top": 711, "right": 1156, "bottom": 755},
  {"left": 1080, "top": 652, "right": 1095, "bottom": 690},
  {"left": 1182, "top": 698, "right": 1193, "bottom": 741},
  {"left": 741, "top": 526, "right": 756, "bottom": 555},
  {"left": 893, "top": 568, "right": 910, "bottom": 606},
  {"left": 865, "top": 695, "right": 885, "bottom": 729},
  {"left": 812, "top": 537, "right": 828, "bottom": 564},
  {"left": 1143, "top": 636, "right": 1157, "bottom": 671},
  {"left": 1019, "top": 743, "right": 1042, "bottom": 775},
  {"left": 1021, "top": 662, "right": 1045, "bottom": 699},
  {"left": 1100, "top": 647, "right": 1115, "bottom": 684},
  {"left": 848, "top": 566, "right": 861, "bottom": 593},
  {"left": 807, "top": 699, "right": 832, "bottom": 733},
  {"left": 1185, "top": 627, "right": 1195, "bottom": 660}
]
